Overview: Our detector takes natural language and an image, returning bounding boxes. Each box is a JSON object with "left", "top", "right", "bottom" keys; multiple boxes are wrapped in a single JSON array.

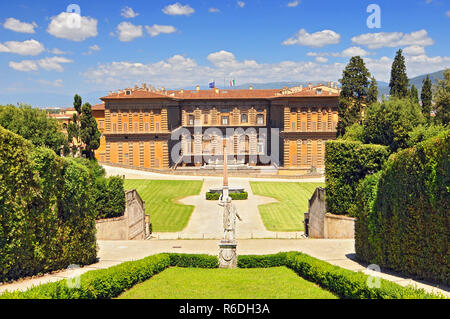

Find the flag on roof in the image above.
[{"left": 229, "top": 79, "right": 235, "bottom": 87}]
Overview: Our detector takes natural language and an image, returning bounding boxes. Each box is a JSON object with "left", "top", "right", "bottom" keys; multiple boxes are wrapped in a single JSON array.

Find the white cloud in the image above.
[
  {"left": 162, "top": 3, "right": 195, "bottom": 16},
  {"left": 145, "top": 24, "right": 177, "bottom": 37},
  {"left": 82, "top": 48, "right": 450, "bottom": 90},
  {"left": 209, "top": 8, "right": 220, "bottom": 13},
  {"left": 341, "top": 46, "right": 371, "bottom": 57},
  {"left": 121, "top": 6, "right": 139, "bottom": 18},
  {"left": 403, "top": 45, "right": 426, "bottom": 56},
  {"left": 83, "top": 44, "right": 101, "bottom": 55},
  {"left": 283, "top": 29, "right": 341, "bottom": 47},
  {"left": 9, "top": 56, "right": 73, "bottom": 72},
  {"left": 315, "top": 57, "right": 328, "bottom": 63},
  {"left": 47, "top": 12, "right": 98, "bottom": 41},
  {"left": 0, "top": 39, "right": 45, "bottom": 56},
  {"left": 3, "top": 18, "right": 37, "bottom": 33},
  {"left": 9, "top": 60, "right": 38, "bottom": 72},
  {"left": 38, "top": 79, "right": 63, "bottom": 87},
  {"left": 237, "top": 1, "right": 245, "bottom": 8},
  {"left": 287, "top": 1, "right": 299, "bottom": 7},
  {"left": 116, "top": 22, "right": 143, "bottom": 42},
  {"left": 351, "top": 29, "right": 434, "bottom": 49},
  {"left": 50, "top": 48, "right": 69, "bottom": 55},
  {"left": 38, "top": 56, "right": 73, "bottom": 72}
]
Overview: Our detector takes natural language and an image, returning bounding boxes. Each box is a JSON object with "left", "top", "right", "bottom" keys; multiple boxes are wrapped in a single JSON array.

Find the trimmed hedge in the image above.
[
  {"left": 205, "top": 192, "right": 248, "bottom": 200},
  {"left": 0, "top": 252, "right": 442, "bottom": 299},
  {"left": 169, "top": 253, "right": 219, "bottom": 268},
  {"left": 325, "top": 140, "right": 389, "bottom": 215},
  {"left": 239, "top": 253, "right": 443, "bottom": 299},
  {"left": 0, "top": 253, "right": 217, "bottom": 299},
  {"left": 354, "top": 130, "right": 449, "bottom": 285},
  {"left": 0, "top": 126, "right": 97, "bottom": 283}
]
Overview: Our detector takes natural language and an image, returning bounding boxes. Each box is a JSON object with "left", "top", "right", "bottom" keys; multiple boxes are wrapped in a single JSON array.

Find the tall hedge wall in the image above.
[
  {"left": 325, "top": 140, "right": 389, "bottom": 215},
  {"left": 0, "top": 126, "right": 97, "bottom": 282},
  {"left": 353, "top": 130, "right": 449, "bottom": 284}
]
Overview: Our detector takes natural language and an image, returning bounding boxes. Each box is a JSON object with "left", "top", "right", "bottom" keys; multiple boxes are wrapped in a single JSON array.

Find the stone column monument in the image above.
[{"left": 218, "top": 138, "right": 241, "bottom": 268}]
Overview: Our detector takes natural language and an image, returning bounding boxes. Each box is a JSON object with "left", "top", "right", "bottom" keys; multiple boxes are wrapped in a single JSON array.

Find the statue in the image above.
[{"left": 218, "top": 138, "right": 241, "bottom": 268}]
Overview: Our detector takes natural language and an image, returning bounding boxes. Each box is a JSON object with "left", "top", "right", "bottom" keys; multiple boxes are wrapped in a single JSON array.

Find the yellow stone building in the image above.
[{"left": 88, "top": 83, "right": 339, "bottom": 173}]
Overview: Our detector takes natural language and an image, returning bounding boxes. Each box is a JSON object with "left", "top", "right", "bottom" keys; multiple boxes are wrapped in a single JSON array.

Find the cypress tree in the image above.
[
  {"left": 337, "top": 56, "right": 370, "bottom": 136},
  {"left": 80, "top": 102, "right": 101, "bottom": 160},
  {"left": 434, "top": 69, "right": 450, "bottom": 125},
  {"left": 410, "top": 84, "right": 419, "bottom": 104},
  {"left": 421, "top": 75, "right": 432, "bottom": 120},
  {"left": 367, "top": 76, "right": 378, "bottom": 104},
  {"left": 389, "top": 49, "right": 409, "bottom": 98}
]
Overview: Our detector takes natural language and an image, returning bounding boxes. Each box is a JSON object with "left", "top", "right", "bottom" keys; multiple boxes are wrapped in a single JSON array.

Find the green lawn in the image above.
[
  {"left": 123, "top": 180, "right": 203, "bottom": 232},
  {"left": 250, "top": 182, "right": 324, "bottom": 232},
  {"left": 117, "top": 267, "right": 337, "bottom": 299}
]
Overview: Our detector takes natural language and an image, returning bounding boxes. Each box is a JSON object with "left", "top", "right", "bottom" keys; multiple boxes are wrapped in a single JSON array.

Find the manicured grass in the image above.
[
  {"left": 117, "top": 267, "right": 337, "bottom": 299},
  {"left": 250, "top": 182, "right": 324, "bottom": 232},
  {"left": 123, "top": 180, "right": 203, "bottom": 232}
]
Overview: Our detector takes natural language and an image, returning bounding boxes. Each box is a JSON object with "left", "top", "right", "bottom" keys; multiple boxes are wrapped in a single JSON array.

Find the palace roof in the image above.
[{"left": 100, "top": 83, "right": 340, "bottom": 101}]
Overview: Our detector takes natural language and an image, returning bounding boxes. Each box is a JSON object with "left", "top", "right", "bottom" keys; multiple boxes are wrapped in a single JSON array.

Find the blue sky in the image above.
[{"left": 0, "top": 0, "right": 449, "bottom": 107}]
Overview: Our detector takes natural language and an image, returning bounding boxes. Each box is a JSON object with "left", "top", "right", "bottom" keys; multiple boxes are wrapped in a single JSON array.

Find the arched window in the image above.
[
  {"left": 256, "top": 114, "right": 264, "bottom": 125},
  {"left": 241, "top": 113, "right": 248, "bottom": 123}
]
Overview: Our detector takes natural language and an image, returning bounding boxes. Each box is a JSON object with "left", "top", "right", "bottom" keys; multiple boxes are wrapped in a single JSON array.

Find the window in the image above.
[
  {"left": 204, "top": 114, "right": 208, "bottom": 124},
  {"left": 156, "top": 123, "right": 160, "bottom": 131},
  {"left": 134, "top": 123, "right": 139, "bottom": 132},
  {"left": 145, "top": 123, "right": 149, "bottom": 131},
  {"left": 123, "top": 123, "right": 128, "bottom": 132},
  {"left": 98, "top": 120, "right": 104, "bottom": 129},
  {"left": 241, "top": 113, "right": 248, "bottom": 123},
  {"left": 291, "top": 107, "right": 297, "bottom": 113},
  {"left": 188, "top": 115, "right": 194, "bottom": 125},
  {"left": 257, "top": 114, "right": 264, "bottom": 125},
  {"left": 257, "top": 142, "right": 264, "bottom": 153},
  {"left": 112, "top": 123, "right": 117, "bottom": 132},
  {"left": 221, "top": 116, "right": 229, "bottom": 125},
  {"left": 291, "top": 122, "right": 296, "bottom": 130},
  {"left": 316, "top": 89, "right": 322, "bottom": 95}
]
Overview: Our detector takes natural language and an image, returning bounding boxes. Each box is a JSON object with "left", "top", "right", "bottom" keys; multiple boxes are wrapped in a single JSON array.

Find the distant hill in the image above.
[{"left": 378, "top": 69, "right": 445, "bottom": 97}]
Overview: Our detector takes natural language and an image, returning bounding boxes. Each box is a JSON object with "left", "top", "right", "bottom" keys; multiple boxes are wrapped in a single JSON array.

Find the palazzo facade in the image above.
[{"left": 92, "top": 83, "right": 340, "bottom": 172}]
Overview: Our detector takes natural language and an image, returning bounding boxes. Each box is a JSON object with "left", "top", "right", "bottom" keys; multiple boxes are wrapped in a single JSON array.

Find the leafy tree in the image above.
[
  {"left": 0, "top": 104, "right": 67, "bottom": 154},
  {"left": 407, "top": 124, "right": 446, "bottom": 147},
  {"left": 389, "top": 49, "right": 409, "bottom": 98},
  {"left": 434, "top": 69, "right": 450, "bottom": 125},
  {"left": 366, "top": 76, "right": 378, "bottom": 105},
  {"left": 421, "top": 75, "right": 433, "bottom": 120},
  {"left": 409, "top": 84, "right": 419, "bottom": 104},
  {"left": 362, "top": 97, "right": 425, "bottom": 152},
  {"left": 341, "top": 123, "right": 364, "bottom": 142},
  {"left": 337, "top": 56, "right": 371, "bottom": 136},
  {"left": 80, "top": 103, "right": 101, "bottom": 159}
]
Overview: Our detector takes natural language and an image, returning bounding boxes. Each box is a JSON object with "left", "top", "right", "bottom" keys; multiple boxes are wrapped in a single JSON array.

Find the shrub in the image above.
[
  {"left": 362, "top": 97, "right": 425, "bottom": 152},
  {"left": 0, "top": 254, "right": 171, "bottom": 299},
  {"left": 354, "top": 130, "right": 449, "bottom": 285},
  {"left": 0, "top": 126, "right": 97, "bottom": 282},
  {"left": 94, "top": 176, "right": 126, "bottom": 219},
  {"left": 205, "top": 192, "right": 248, "bottom": 200},
  {"left": 283, "top": 252, "right": 440, "bottom": 299},
  {"left": 238, "top": 253, "right": 287, "bottom": 268},
  {"left": 325, "top": 140, "right": 389, "bottom": 215},
  {"left": 0, "top": 252, "right": 441, "bottom": 299},
  {"left": 169, "top": 253, "right": 218, "bottom": 268}
]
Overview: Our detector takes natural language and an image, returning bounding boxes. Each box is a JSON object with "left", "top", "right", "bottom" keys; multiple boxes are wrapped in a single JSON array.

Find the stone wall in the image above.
[
  {"left": 306, "top": 187, "right": 355, "bottom": 239},
  {"left": 96, "top": 189, "right": 150, "bottom": 240}
]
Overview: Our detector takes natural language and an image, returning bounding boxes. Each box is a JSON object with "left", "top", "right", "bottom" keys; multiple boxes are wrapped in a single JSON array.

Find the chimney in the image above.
[
  {"left": 196, "top": 85, "right": 200, "bottom": 91},
  {"left": 334, "top": 82, "right": 338, "bottom": 89},
  {"left": 249, "top": 85, "right": 253, "bottom": 90},
  {"left": 299, "top": 85, "right": 303, "bottom": 90},
  {"left": 308, "top": 83, "right": 312, "bottom": 89},
  {"left": 215, "top": 87, "right": 219, "bottom": 94}
]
